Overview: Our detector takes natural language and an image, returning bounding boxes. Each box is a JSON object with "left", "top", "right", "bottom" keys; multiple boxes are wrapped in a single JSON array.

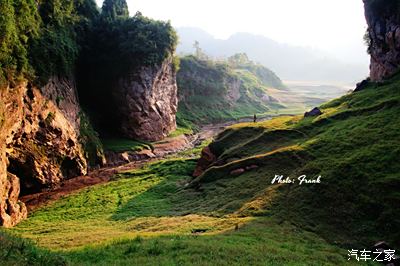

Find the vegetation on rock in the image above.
[
  {"left": 76, "top": 2, "right": 178, "bottom": 137},
  {"left": 0, "top": 0, "right": 100, "bottom": 87},
  {"left": 177, "top": 54, "right": 286, "bottom": 129}
]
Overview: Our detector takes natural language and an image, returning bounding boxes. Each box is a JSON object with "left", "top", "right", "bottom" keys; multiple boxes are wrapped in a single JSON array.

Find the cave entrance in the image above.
[
  {"left": 61, "top": 158, "right": 80, "bottom": 179},
  {"left": 7, "top": 157, "right": 42, "bottom": 196}
]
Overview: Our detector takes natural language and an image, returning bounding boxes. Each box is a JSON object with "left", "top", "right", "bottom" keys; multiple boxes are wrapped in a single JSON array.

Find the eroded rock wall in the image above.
[
  {"left": 113, "top": 56, "right": 178, "bottom": 141},
  {"left": 364, "top": 0, "right": 400, "bottom": 81},
  {"left": 0, "top": 79, "right": 87, "bottom": 227}
]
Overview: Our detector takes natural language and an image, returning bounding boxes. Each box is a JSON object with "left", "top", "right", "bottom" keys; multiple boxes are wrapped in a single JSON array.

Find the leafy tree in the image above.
[
  {"left": 29, "top": 0, "right": 98, "bottom": 84},
  {"left": 101, "top": 0, "right": 129, "bottom": 20},
  {"left": 228, "top": 53, "right": 250, "bottom": 66},
  {"left": 0, "top": 0, "right": 18, "bottom": 85},
  {"left": 193, "top": 41, "right": 208, "bottom": 60},
  {"left": 0, "top": 0, "right": 41, "bottom": 86},
  {"left": 74, "top": 0, "right": 100, "bottom": 21}
]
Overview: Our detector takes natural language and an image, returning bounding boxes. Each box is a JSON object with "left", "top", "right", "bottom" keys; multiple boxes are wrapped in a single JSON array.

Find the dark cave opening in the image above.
[
  {"left": 7, "top": 157, "right": 43, "bottom": 196},
  {"left": 61, "top": 158, "right": 80, "bottom": 179}
]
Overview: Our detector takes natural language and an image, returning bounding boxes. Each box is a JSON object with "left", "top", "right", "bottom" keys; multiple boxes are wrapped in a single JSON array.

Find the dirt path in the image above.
[{"left": 20, "top": 121, "right": 242, "bottom": 211}]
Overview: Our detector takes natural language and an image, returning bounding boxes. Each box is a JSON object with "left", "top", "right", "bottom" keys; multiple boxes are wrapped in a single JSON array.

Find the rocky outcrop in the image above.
[
  {"left": 193, "top": 146, "right": 217, "bottom": 177},
  {"left": 0, "top": 79, "right": 87, "bottom": 227},
  {"left": 304, "top": 107, "right": 322, "bottom": 118},
  {"left": 364, "top": 0, "right": 400, "bottom": 81},
  {"left": 39, "top": 76, "right": 81, "bottom": 131},
  {"left": 0, "top": 173, "right": 27, "bottom": 227},
  {"left": 113, "top": 57, "right": 178, "bottom": 142}
]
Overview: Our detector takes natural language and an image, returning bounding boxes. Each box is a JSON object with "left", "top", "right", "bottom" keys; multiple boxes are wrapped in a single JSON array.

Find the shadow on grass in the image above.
[{"left": 109, "top": 155, "right": 301, "bottom": 221}]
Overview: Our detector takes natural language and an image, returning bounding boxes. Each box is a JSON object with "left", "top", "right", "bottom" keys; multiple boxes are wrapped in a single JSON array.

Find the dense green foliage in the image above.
[
  {"left": 0, "top": 230, "right": 66, "bottom": 265},
  {"left": 0, "top": 0, "right": 177, "bottom": 93},
  {"left": 0, "top": 0, "right": 101, "bottom": 86},
  {"left": 101, "top": 0, "right": 129, "bottom": 19},
  {"left": 176, "top": 55, "right": 285, "bottom": 128},
  {"left": 194, "top": 74, "right": 400, "bottom": 248},
  {"left": 79, "top": 111, "right": 105, "bottom": 166},
  {"left": 0, "top": 0, "right": 39, "bottom": 86}
]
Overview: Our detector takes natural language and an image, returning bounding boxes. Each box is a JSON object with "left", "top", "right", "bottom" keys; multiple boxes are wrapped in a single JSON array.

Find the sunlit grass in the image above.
[
  {"left": 102, "top": 138, "right": 153, "bottom": 152},
  {"left": 9, "top": 157, "right": 356, "bottom": 264},
  {"left": 228, "top": 115, "right": 302, "bottom": 130},
  {"left": 167, "top": 127, "right": 193, "bottom": 138}
]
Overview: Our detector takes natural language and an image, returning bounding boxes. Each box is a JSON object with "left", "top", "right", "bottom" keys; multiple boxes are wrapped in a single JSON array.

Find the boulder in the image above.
[
  {"left": 193, "top": 146, "right": 217, "bottom": 177},
  {"left": 304, "top": 107, "right": 322, "bottom": 117},
  {"left": 0, "top": 173, "right": 27, "bottom": 227},
  {"left": 245, "top": 165, "right": 259, "bottom": 170},
  {"left": 354, "top": 79, "right": 370, "bottom": 92},
  {"left": 230, "top": 168, "right": 245, "bottom": 176}
]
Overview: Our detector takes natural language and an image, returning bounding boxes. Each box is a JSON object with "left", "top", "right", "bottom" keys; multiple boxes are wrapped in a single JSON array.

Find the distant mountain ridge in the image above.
[{"left": 176, "top": 27, "right": 369, "bottom": 84}]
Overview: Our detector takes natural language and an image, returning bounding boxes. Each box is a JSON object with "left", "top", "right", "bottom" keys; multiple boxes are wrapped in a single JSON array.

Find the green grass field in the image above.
[{"left": 6, "top": 158, "right": 362, "bottom": 265}]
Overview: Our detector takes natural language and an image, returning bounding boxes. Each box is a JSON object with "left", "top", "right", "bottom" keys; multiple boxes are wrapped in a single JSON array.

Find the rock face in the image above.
[
  {"left": 193, "top": 146, "right": 217, "bottom": 178},
  {"left": 113, "top": 57, "right": 178, "bottom": 142},
  {"left": 0, "top": 173, "right": 27, "bottom": 227},
  {"left": 0, "top": 79, "right": 87, "bottom": 227},
  {"left": 364, "top": 0, "right": 400, "bottom": 81},
  {"left": 40, "top": 76, "right": 81, "bottom": 131}
]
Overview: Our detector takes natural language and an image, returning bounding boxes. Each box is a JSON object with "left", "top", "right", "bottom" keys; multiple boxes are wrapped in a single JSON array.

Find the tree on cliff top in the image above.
[
  {"left": 101, "top": 0, "right": 129, "bottom": 20},
  {"left": 0, "top": 0, "right": 40, "bottom": 86},
  {"left": 0, "top": 0, "right": 99, "bottom": 87}
]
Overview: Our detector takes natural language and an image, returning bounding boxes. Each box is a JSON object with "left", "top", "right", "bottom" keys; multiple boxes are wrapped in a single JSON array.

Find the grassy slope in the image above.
[
  {"left": 176, "top": 56, "right": 290, "bottom": 129},
  {"left": 193, "top": 74, "right": 400, "bottom": 248},
  {"left": 0, "top": 230, "right": 66, "bottom": 266},
  {"left": 9, "top": 159, "right": 359, "bottom": 265}
]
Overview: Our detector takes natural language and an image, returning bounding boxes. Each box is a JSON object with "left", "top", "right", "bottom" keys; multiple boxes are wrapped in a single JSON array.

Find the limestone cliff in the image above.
[
  {"left": 113, "top": 56, "right": 178, "bottom": 142},
  {"left": 364, "top": 0, "right": 400, "bottom": 81},
  {"left": 0, "top": 79, "right": 87, "bottom": 227}
]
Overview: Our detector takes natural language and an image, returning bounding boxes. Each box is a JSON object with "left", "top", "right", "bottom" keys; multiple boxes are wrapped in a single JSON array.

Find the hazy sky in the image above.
[{"left": 95, "top": 0, "right": 369, "bottom": 65}]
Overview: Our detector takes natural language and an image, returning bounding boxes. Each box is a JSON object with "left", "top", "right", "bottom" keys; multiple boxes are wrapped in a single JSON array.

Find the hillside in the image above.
[
  {"left": 192, "top": 74, "right": 400, "bottom": 247},
  {"left": 176, "top": 54, "right": 287, "bottom": 128},
  {"left": 176, "top": 27, "right": 368, "bottom": 83}
]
